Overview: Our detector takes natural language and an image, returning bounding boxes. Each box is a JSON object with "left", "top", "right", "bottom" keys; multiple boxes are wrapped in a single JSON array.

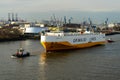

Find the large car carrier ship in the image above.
[{"left": 41, "top": 30, "right": 106, "bottom": 52}]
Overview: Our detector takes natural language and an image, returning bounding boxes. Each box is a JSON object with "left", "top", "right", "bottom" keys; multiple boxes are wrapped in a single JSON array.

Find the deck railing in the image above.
[{"left": 41, "top": 31, "right": 102, "bottom": 36}]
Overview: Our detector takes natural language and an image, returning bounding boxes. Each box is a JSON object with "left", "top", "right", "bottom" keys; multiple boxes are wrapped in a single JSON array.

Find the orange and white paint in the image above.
[{"left": 41, "top": 32, "right": 106, "bottom": 52}]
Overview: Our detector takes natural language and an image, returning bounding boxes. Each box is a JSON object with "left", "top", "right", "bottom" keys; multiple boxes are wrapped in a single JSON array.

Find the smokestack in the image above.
[
  {"left": 63, "top": 16, "right": 67, "bottom": 27},
  {"left": 15, "top": 13, "right": 18, "bottom": 21},
  {"left": 12, "top": 13, "right": 14, "bottom": 21},
  {"left": 8, "top": 13, "right": 11, "bottom": 21}
]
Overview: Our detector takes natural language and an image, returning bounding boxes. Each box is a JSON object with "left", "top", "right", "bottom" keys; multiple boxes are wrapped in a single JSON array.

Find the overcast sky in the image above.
[{"left": 0, "top": 0, "right": 120, "bottom": 23}]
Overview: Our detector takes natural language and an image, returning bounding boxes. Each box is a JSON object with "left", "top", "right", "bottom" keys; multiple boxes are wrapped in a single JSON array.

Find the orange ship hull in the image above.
[{"left": 41, "top": 41, "right": 106, "bottom": 52}]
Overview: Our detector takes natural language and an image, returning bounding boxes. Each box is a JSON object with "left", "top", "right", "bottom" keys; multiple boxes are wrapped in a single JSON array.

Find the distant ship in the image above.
[{"left": 41, "top": 31, "right": 106, "bottom": 52}]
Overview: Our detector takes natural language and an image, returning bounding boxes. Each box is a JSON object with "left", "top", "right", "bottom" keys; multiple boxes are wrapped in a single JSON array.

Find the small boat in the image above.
[
  {"left": 11, "top": 48, "right": 30, "bottom": 58},
  {"left": 11, "top": 52, "right": 30, "bottom": 58},
  {"left": 107, "top": 38, "right": 114, "bottom": 43}
]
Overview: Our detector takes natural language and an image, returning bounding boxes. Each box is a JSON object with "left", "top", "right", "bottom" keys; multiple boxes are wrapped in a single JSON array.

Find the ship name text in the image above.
[
  {"left": 73, "top": 37, "right": 96, "bottom": 43},
  {"left": 73, "top": 38, "right": 86, "bottom": 43}
]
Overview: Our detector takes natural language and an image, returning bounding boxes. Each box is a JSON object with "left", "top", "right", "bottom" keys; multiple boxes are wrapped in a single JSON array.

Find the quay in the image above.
[
  {"left": 0, "top": 28, "right": 26, "bottom": 41},
  {"left": 105, "top": 31, "right": 120, "bottom": 36}
]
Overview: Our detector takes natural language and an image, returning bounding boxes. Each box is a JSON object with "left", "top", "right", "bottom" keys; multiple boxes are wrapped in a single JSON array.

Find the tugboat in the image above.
[{"left": 11, "top": 48, "right": 30, "bottom": 58}]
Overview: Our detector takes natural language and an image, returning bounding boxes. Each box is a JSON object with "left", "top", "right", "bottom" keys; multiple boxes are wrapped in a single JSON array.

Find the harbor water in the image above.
[{"left": 0, "top": 35, "right": 120, "bottom": 80}]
